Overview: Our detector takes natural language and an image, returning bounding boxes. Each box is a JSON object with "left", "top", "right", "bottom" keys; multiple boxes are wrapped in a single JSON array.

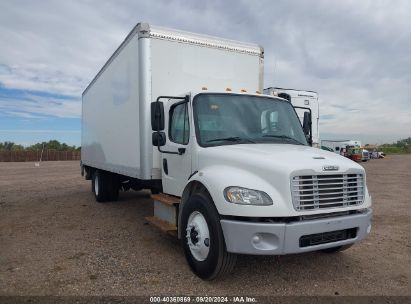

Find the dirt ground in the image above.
[{"left": 0, "top": 155, "right": 410, "bottom": 296}]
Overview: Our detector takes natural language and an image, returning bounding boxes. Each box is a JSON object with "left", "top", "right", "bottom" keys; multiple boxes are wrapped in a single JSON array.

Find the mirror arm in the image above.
[
  {"left": 295, "top": 106, "right": 313, "bottom": 146},
  {"left": 178, "top": 148, "right": 186, "bottom": 155},
  {"left": 154, "top": 94, "right": 190, "bottom": 155}
]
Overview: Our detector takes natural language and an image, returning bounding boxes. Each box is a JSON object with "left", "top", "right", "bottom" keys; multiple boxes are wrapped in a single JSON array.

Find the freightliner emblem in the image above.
[{"left": 323, "top": 165, "right": 339, "bottom": 171}]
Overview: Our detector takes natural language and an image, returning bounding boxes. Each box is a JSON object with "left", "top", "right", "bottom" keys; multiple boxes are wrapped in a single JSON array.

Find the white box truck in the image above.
[
  {"left": 264, "top": 87, "right": 320, "bottom": 147},
  {"left": 81, "top": 23, "right": 372, "bottom": 280}
]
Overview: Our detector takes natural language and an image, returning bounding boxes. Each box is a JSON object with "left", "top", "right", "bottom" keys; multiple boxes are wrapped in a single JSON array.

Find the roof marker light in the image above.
[
  {"left": 241, "top": 89, "right": 247, "bottom": 93},
  {"left": 226, "top": 88, "right": 232, "bottom": 92},
  {"left": 256, "top": 90, "right": 261, "bottom": 94},
  {"left": 202, "top": 86, "right": 208, "bottom": 90}
]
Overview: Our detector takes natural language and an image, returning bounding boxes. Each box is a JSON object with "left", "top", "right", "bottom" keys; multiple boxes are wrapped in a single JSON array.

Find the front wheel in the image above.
[{"left": 181, "top": 193, "right": 236, "bottom": 280}]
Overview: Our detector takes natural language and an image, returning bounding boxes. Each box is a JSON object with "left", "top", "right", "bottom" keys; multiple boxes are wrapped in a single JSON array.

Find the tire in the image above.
[
  {"left": 320, "top": 244, "right": 353, "bottom": 253},
  {"left": 181, "top": 193, "right": 236, "bottom": 280},
  {"left": 92, "top": 169, "right": 119, "bottom": 203}
]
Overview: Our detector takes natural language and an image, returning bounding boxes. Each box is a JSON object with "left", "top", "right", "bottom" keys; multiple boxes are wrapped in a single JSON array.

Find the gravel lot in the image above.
[{"left": 0, "top": 155, "right": 410, "bottom": 296}]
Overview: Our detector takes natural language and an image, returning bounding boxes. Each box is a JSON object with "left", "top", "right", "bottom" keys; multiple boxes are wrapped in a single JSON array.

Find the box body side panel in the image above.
[
  {"left": 81, "top": 36, "right": 142, "bottom": 178},
  {"left": 151, "top": 38, "right": 261, "bottom": 95}
]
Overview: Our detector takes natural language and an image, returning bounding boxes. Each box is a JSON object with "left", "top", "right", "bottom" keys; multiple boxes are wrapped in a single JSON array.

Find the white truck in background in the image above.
[
  {"left": 81, "top": 23, "right": 372, "bottom": 280},
  {"left": 322, "top": 139, "right": 369, "bottom": 161},
  {"left": 321, "top": 140, "right": 362, "bottom": 153},
  {"left": 264, "top": 88, "right": 320, "bottom": 147}
]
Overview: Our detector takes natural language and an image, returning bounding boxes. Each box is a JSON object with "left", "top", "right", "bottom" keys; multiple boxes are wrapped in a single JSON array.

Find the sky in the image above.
[{"left": 0, "top": 0, "right": 410, "bottom": 146}]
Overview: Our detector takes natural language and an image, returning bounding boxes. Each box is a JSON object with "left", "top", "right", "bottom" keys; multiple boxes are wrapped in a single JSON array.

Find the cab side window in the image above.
[{"left": 169, "top": 103, "right": 190, "bottom": 145}]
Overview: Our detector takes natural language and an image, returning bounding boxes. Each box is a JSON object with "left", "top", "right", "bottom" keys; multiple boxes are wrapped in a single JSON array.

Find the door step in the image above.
[
  {"left": 145, "top": 216, "right": 177, "bottom": 236},
  {"left": 146, "top": 193, "right": 180, "bottom": 237},
  {"left": 151, "top": 193, "right": 180, "bottom": 206}
]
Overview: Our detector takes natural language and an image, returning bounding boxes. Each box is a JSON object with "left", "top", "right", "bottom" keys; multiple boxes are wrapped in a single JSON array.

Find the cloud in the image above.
[
  {"left": 0, "top": 0, "right": 410, "bottom": 143},
  {"left": 0, "top": 129, "right": 80, "bottom": 133},
  {"left": 0, "top": 89, "right": 80, "bottom": 119},
  {"left": 0, "top": 64, "right": 84, "bottom": 96},
  {"left": 2, "top": 111, "right": 47, "bottom": 119},
  {"left": 320, "top": 114, "right": 335, "bottom": 120}
]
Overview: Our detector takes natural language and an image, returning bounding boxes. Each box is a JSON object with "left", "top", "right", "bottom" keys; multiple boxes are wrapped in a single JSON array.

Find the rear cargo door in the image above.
[{"left": 161, "top": 99, "right": 192, "bottom": 196}]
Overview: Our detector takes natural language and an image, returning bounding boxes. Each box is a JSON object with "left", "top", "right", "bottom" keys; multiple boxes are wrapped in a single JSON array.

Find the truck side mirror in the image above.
[
  {"left": 151, "top": 102, "right": 165, "bottom": 131},
  {"left": 303, "top": 111, "right": 313, "bottom": 146},
  {"left": 152, "top": 132, "right": 166, "bottom": 146}
]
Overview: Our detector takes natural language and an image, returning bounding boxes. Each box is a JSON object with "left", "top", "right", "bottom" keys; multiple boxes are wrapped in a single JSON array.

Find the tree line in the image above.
[
  {"left": 379, "top": 137, "right": 411, "bottom": 154},
  {"left": 394, "top": 137, "right": 411, "bottom": 148},
  {"left": 0, "top": 140, "right": 80, "bottom": 152},
  {"left": 1, "top": 137, "right": 409, "bottom": 153}
]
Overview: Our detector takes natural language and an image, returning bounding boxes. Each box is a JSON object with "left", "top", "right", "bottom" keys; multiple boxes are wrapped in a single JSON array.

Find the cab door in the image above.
[{"left": 161, "top": 98, "right": 192, "bottom": 196}]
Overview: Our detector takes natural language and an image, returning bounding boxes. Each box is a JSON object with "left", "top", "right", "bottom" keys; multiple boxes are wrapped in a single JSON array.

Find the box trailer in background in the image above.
[
  {"left": 81, "top": 23, "right": 372, "bottom": 280},
  {"left": 264, "top": 87, "right": 320, "bottom": 147}
]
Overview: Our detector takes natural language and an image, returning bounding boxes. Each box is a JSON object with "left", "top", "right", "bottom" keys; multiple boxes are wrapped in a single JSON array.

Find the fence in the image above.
[{"left": 0, "top": 150, "right": 81, "bottom": 162}]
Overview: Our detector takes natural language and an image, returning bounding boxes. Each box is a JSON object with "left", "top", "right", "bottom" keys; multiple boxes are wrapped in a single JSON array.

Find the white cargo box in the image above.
[{"left": 82, "top": 23, "right": 264, "bottom": 180}]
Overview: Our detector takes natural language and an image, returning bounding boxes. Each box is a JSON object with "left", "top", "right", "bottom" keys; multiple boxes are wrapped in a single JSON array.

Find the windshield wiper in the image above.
[
  {"left": 207, "top": 136, "right": 255, "bottom": 144},
  {"left": 261, "top": 134, "right": 305, "bottom": 145}
]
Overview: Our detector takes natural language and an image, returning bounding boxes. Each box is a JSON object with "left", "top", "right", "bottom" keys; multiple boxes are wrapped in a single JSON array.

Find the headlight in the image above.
[{"left": 224, "top": 186, "right": 273, "bottom": 205}]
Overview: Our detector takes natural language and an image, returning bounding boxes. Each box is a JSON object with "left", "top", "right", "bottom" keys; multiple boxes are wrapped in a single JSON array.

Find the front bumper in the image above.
[{"left": 220, "top": 210, "right": 372, "bottom": 255}]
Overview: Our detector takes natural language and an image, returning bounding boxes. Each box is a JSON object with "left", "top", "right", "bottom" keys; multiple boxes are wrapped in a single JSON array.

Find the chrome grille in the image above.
[{"left": 291, "top": 174, "right": 364, "bottom": 211}]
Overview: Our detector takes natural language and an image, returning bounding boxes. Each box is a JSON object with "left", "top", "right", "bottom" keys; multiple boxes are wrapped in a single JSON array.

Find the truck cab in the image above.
[{"left": 151, "top": 90, "right": 372, "bottom": 279}]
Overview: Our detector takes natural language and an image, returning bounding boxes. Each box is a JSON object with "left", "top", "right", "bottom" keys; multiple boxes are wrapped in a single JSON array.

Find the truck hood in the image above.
[
  {"left": 196, "top": 144, "right": 369, "bottom": 217},
  {"left": 198, "top": 143, "right": 364, "bottom": 175}
]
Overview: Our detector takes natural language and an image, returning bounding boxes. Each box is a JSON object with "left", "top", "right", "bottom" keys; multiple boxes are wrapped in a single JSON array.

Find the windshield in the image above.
[{"left": 193, "top": 94, "right": 308, "bottom": 147}]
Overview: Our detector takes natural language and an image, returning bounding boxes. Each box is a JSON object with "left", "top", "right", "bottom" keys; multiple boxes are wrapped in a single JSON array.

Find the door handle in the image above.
[{"left": 163, "top": 159, "right": 168, "bottom": 175}]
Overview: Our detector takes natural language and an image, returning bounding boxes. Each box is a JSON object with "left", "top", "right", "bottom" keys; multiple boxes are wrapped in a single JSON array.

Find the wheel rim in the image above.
[
  {"left": 94, "top": 174, "right": 99, "bottom": 195},
  {"left": 186, "top": 211, "right": 210, "bottom": 261}
]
